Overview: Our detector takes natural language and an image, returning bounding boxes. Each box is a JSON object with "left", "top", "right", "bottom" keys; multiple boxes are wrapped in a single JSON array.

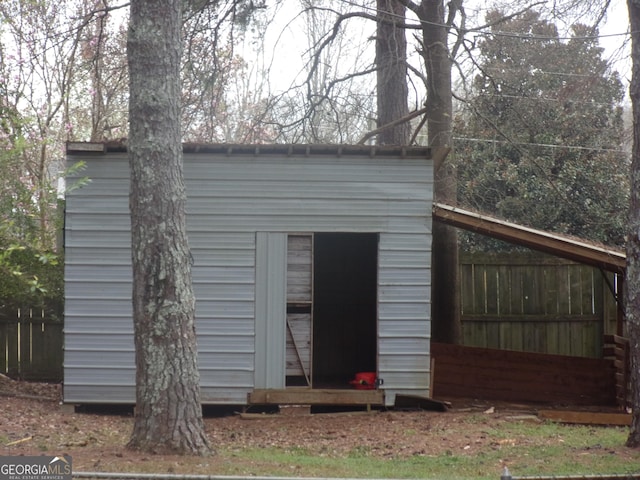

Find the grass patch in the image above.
[{"left": 206, "top": 421, "right": 640, "bottom": 480}]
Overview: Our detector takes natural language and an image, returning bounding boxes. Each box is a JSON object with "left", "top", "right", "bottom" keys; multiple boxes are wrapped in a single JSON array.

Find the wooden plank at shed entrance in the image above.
[
  {"left": 249, "top": 389, "right": 384, "bottom": 406},
  {"left": 538, "top": 410, "right": 631, "bottom": 426}
]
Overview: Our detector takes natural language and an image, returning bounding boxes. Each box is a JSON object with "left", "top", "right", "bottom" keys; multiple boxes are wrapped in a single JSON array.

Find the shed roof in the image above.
[
  {"left": 66, "top": 141, "right": 433, "bottom": 159},
  {"left": 433, "top": 203, "right": 626, "bottom": 274}
]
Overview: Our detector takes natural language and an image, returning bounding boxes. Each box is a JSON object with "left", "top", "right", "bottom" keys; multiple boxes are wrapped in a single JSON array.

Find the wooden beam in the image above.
[
  {"left": 66, "top": 142, "right": 105, "bottom": 153},
  {"left": 249, "top": 389, "right": 384, "bottom": 406},
  {"left": 432, "top": 146, "right": 451, "bottom": 172},
  {"left": 432, "top": 203, "right": 626, "bottom": 274},
  {"left": 431, "top": 342, "right": 616, "bottom": 405},
  {"left": 538, "top": 410, "right": 631, "bottom": 426}
]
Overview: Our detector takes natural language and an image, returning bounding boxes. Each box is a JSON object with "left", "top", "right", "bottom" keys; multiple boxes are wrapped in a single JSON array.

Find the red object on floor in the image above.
[{"left": 350, "top": 372, "right": 377, "bottom": 389}]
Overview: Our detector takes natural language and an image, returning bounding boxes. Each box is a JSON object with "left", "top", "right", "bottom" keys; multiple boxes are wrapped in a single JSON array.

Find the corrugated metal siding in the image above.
[
  {"left": 64, "top": 147, "right": 433, "bottom": 404},
  {"left": 378, "top": 232, "right": 432, "bottom": 404}
]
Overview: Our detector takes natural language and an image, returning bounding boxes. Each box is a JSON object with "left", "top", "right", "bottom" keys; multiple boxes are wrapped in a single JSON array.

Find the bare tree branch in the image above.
[{"left": 357, "top": 105, "right": 427, "bottom": 144}]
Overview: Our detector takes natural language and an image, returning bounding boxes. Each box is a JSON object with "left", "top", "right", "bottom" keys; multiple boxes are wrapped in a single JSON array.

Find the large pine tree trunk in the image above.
[
  {"left": 419, "top": 0, "right": 461, "bottom": 344},
  {"left": 376, "top": 0, "right": 410, "bottom": 145},
  {"left": 127, "top": 0, "right": 211, "bottom": 455},
  {"left": 625, "top": 0, "right": 640, "bottom": 449}
]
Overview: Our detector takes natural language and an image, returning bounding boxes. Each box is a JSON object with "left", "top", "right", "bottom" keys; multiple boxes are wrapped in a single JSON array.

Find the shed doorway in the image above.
[
  {"left": 285, "top": 233, "right": 378, "bottom": 388},
  {"left": 314, "top": 232, "right": 378, "bottom": 388}
]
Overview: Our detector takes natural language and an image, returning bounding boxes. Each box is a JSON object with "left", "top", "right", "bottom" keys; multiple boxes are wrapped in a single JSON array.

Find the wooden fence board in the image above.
[
  {"left": 542, "top": 266, "right": 554, "bottom": 314},
  {"left": 510, "top": 267, "right": 524, "bottom": 315},
  {"left": 486, "top": 322, "right": 500, "bottom": 349},
  {"left": 472, "top": 264, "right": 485, "bottom": 313},
  {"left": 432, "top": 342, "right": 615, "bottom": 405},
  {"left": 538, "top": 410, "right": 631, "bottom": 426},
  {"left": 485, "top": 265, "right": 499, "bottom": 314},
  {"left": 557, "top": 264, "right": 571, "bottom": 316},
  {"left": 460, "top": 264, "right": 475, "bottom": 314},
  {"left": 546, "top": 320, "right": 559, "bottom": 355},
  {"left": 0, "top": 306, "right": 63, "bottom": 381},
  {"left": 603, "top": 334, "right": 630, "bottom": 409}
]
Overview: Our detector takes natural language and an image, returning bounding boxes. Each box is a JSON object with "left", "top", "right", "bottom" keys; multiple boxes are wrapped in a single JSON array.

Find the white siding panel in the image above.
[
  {"left": 69, "top": 179, "right": 129, "bottom": 197},
  {"left": 65, "top": 265, "right": 132, "bottom": 281},
  {"left": 379, "top": 336, "right": 430, "bottom": 353},
  {"left": 378, "top": 268, "right": 430, "bottom": 285},
  {"left": 188, "top": 181, "right": 429, "bottom": 201},
  {"left": 378, "top": 320, "right": 431, "bottom": 337},
  {"left": 191, "top": 249, "right": 254, "bottom": 267},
  {"left": 66, "top": 197, "right": 129, "bottom": 212},
  {"left": 197, "top": 352, "right": 254, "bottom": 369},
  {"left": 378, "top": 301, "right": 430, "bottom": 319},
  {"left": 64, "top": 367, "right": 136, "bottom": 384},
  {"left": 197, "top": 334, "right": 254, "bottom": 353},
  {"left": 64, "top": 317, "right": 132, "bottom": 334},
  {"left": 65, "top": 230, "right": 131, "bottom": 247},
  {"left": 185, "top": 156, "right": 430, "bottom": 184},
  {"left": 64, "top": 385, "right": 135, "bottom": 404},
  {"left": 186, "top": 214, "right": 425, "bottom": 233},
  {"left": 378, "top": 354, "right": 430, "bottom": 371},
  {"left": 65, "top": 281, "right": 131, "bottom": 298},
  {"left": 379, "top": 250, "right": 431, "bottom": 268},
  {"left": 189, "top": 232, "right": 255, "bottom": 249},
  {"left": 195, "top": 300, "right": 254, "bottom": 317},
  {"left": 65, "top": 333, "right": 133, "bottom": 350},
  {"left": 379, "top": 285, "right": 430, "bottom": 300},
  {"left": 378, "top": 232, "right": 432, "bottom": 403},
  {"left": 65, "top": 298, "right": 132, "bottom": 313},
  {"left": 64, "top": 154, "right": 134, "bottom": 408},
  {"left": 65, "top": 213, "right": 131, "bottom": 231},
  {"left": 192, "top": 266, "right": 254, "bottom": 284},
  {"left": 191, "top": 284, "right": 254, "bottom": 301},
  {"left": 186, "top": 198, "right": 427, "bottom": 217},
  {"left": 65, "top": 246, "right": 131, "bottom": 265},
  {"left": 65, "top": 350, "right": 135, "bottom": 367},
  {"left": 195, "top": 318, "right": 254, "bottom": 335}
]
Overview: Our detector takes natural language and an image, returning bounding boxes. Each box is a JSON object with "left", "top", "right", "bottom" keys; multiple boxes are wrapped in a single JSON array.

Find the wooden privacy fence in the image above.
[
  {"left": 0, "top": 306, "right": 63, "bottom": 381},
  {"left": 460, "top": 252, "right": 619, "bottom": 358}
]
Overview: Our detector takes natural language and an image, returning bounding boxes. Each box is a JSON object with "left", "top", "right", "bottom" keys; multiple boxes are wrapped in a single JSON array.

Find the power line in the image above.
[
  {"left": 453, "top": 136, "right": 629, "bottom": 155},
  {"left": 480, "top": 65, "right": 622, "bottom": 79},
  {"left": 465, "top": 27, "right": 630, "bottom": 42},
  {"left": 336, "top": 0, "right": 631, "bottom": 43},
  {"left": 467, "top": 92, "right": 619, "bottom": 107}
]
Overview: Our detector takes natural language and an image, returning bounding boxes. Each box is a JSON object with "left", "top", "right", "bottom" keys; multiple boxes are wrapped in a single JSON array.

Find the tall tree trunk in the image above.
[
  {"left": 376, "top": 0, "right": 410, "bottom": 145},
  {"left": 127, "top": 0, "right": 211, "bottom": 455},
  {"left": 89, "top": 0, "right": 107, "bottom": 142},
  {"left": 626, "top": 0, "right": 640, "bottom": 449},
  {"left": 419, "top": 0, "right": 461, "bottom": 344}
]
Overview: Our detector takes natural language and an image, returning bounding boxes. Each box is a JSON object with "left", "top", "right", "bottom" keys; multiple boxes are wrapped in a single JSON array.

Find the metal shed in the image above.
[{"left": 63, "top": 142, "right": 434, "bottom": 407}]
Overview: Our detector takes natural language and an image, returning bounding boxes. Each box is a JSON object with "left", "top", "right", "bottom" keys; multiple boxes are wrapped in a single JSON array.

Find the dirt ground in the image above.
[{"left": 0, "top": 375, "right": 634, "bottom": 476}]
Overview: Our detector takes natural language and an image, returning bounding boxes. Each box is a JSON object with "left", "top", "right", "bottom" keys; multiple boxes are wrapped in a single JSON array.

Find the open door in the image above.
[
  {"left": 286, "top": 235, "right": 313, "bottom": 386},
  {"left": 284, "top": 233, "right": 379, "bottom": 389}
]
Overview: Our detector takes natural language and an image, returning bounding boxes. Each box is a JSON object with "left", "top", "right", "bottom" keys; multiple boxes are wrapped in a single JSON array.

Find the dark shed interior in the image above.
[{"left": 312, "top": 233, "right": 378, "bottom": 387}]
